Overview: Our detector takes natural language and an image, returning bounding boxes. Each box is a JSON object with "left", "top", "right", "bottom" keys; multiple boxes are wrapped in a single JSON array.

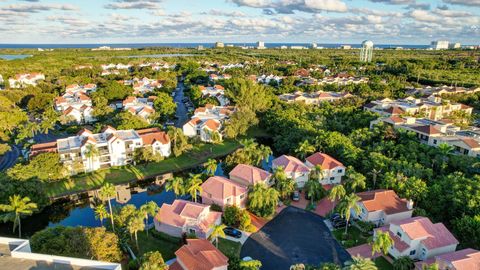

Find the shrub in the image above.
[{"left": 210, "top": 203, "right": 223, "bottom": 212}]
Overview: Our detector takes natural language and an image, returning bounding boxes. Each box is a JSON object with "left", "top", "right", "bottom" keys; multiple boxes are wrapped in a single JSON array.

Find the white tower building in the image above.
[{"left": 360, "top": 40, "right": 374, "bottom": 62}]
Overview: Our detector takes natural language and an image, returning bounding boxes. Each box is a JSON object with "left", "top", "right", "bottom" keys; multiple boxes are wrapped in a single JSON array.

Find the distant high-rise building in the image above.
[
  {"left": 197, "top": 45, "right": 204, "bottom": 50},
  {"left": 360, "top": 40, "right": 374, "bottom": 63},
  {"left": 311, "top": 43, "right": 317, "bottom": 49},
  {"left": 214, "top": 42, "right": 224, "bottom": 48},
  {"left": 431, "top": 40, "right": 449, "bottom": 50},
  {"left": 340, "top": 45, "right": 351, "bottom": 49},
  {"left": 257, "top": 41, "right": 265, "bottom": 49},
  {"left": 449, "top": 42, "right": 461, "bottom": 49}
]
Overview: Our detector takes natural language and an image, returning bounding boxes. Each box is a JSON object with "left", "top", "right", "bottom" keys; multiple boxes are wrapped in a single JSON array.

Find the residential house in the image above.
[
  {"left": 182, "top": 104, "right": 234, "bottom": 142},
  {"left": 30, "top": 126, "right": 170, "bottom": 174},
  {"left": 169, "top": 239, "right": 228, "bottom": 270},
  {"left": 8, "top": 73, "right": 45, "bottom": 88},
  {"left": 209, "top": 74, "right": 231, "bottom": 81},
  {"left": 200, "top": 176, "right": 248, "bottom": 209},
  {"left": 305, "top": 152, "right": 345, "bottom": 186},
  {"left": 101, "top": 70, "right": 120, "bottom": 76},
  {"left": 279, "top": 91, "right": 353, "bottom": 105},
  {"left": 122, "top": 96, "right": 157, "bottom": 122},
  {"left": 55, "top": 86, "right": 95, "bottom": 124},
  {"left": 199, "top": 85, "right": 230, "bottom": 106},
  {"left": 257, "top": 74, "right": 283, "bottom": 85},
  {"left": 125, "top": 77, "right": 163, "bottom": 95},
  {"left": 229, "top": 164, "right": 273, "bottom": 187},
  {"left": 354, "top": 189, "right": 413, "bottom": 226},
  {"left": 154, "top": 199, "right": 222, "bottom": 239},
  {"left": 272, "top": 155, "right": 310, "bottom": 188},
  {"left": 406, "top": 85, "right": 480, "bottom": 97},
  {"left": 415, "top": 248, "right": 480, "bottom": 270},
  {"left": 375, "top": 216, "right": 459, "bottom": 260}
]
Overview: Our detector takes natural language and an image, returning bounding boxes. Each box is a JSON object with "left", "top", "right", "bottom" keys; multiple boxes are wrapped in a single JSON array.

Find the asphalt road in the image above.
[
  {"left": 241, "top": 207, "right": 351, "bottom": 270},
  {"left": 174, "top": 80, "right": 189, "bottom": 128},
  {"left": 0, "top": 144, "right": 20, "bottom": 171}
]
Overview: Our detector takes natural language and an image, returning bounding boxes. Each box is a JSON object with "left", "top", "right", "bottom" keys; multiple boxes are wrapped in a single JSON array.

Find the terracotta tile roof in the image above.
[
  {"left": 138, "top": 129, "right": 170, "bottom": 145},
  {"left": 229, "top": 164, "right": 271, "bottom": 186},
  {"left": 77, "top": 128, "right": 93, "bottom": 136},
  {"left": 201, "top": 176, "right": 247, "bottom": 201},
  {"left": 318, "top": 92, "right": 333, "bottom": 98},
  {"left": 388, "top": 116, "right": 405, "bottom": 124},
  {"left": 385, "top": 106, "right": 405, "bottom": 115},
  {"left": 205, "top": 104, "right": 214, "bottom": 109},
  {"left": 272, "top": 155, "right": 310, "bottom": 173},
  {"left": 411, "top": 125, "right": 441, "bottom": 135},
  {"left": 188, "top": 118, "right": 202, "bottom": 126},
  {"left": 461, "top": 104, "right": 473, "bottom": 110},
  {"left": 202, "top": 119, "right": 221, "bottom": 131},
  {"left": 305, "top": 152, "right": 344, "bottom": 170},
  {"left": 63, "top": 106, "right": 76, "bottom": 115},
  {"left": 30, "top": 141, "right": 58, "bottom": 156},
  {"left": 78, "top": 94, "right": 91, "bottom": 101},
  {"left": 391, "top": 217, "right": 458, "bottom": 250},
  {"left": 175, "top": 239, "right": 228, "bottom": 270},
  {"left": 461, "top": 137, "right": 480, "bottom": 149},
  {"left": 195, "top": 107, "right": 206, "bottom": 114},
  {"left": 168, "top": 261, "right": 183, "bottom": 270},
  {"left": 214, "top": 85, "right": 224, "bottom": 90},
  {"left": 100, "top": 125, "right": 117, "bottom": 133},
  {"left": 123, "top": 96, "right": 136, "bottom": 105},
  {"left": 436, "top": 248, "right": 480, "bottom": 270},
  {"left": 55, "top": 96, "right": 67, "bottom": 104},
  {"left": 357, "top": 189, "right": 410, "bottom": 215}
]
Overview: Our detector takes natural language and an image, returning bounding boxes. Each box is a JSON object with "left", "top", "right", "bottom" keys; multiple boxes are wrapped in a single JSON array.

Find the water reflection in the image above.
[{"left": 0, "top": 54, "right": 32, "bottom": 60}]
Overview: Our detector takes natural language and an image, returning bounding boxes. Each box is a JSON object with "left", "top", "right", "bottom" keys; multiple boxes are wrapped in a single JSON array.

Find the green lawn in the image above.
[
  {"left": 45, "top": 139, "right": 240, "bottom": 198},
  {"left": 217, "top": 238, "right": 242, "bottom": 258},
  {"left": 133, "top": 229, "right": 183, "bottom": 260},
  {"left": 332, "top": 226, "right": 369, "bottom": 248},
  {"left": 374, "top": 257, "right": 394, "bottom": 270}
]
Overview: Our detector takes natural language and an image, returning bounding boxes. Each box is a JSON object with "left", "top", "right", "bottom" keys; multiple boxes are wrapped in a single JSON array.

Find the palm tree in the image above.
[
  {"left": 128, "top": 213, "right": 145, "bottom": 250},
  {"left": 0, "top": 195, "right": 37, "bottom": 238},
  {"left": 209, "top": 223, "right": 226, "bottom": 248},
  {"left": 345, "top": 168, "right": 366, "bottom": 193},
  {"left": 165, "top": 177, "right": 185, "bottom": 197},
  {"left": 248, "top": 183, "right": 279, "bottom": 217},
  {"left": 371, "top": 231, "right": 394, "bottom": 255},
  {"left": 84, "top": 144, "right": 99, "bottom": 172},
  {"left": 255, "top": 144, "right": 272, "bottom": 166},
  {"left": 422, "top": 263, "right": 439, "bottom": 270},
  {"left": 338, "top": 193, "right": 361, "bottom": 234},
  {"left": 343, "top": 256, "right": 377, "bottom": 270},
  {"left": 140, "top": 201, "right": 159, "bottom": 238},
  {"left": 99, "top": 183, "right": 116, "bottom": 231},
  {"left": 187, "top": 174, "right": 203, "bottom": 203},
  {"left": 310, "top": 164, "right": 325, "bottom": 181},
  {"left": 437, "top": 143, "right": 453, "bottom": 169},
  {"left": 305, "top": 178, "right": 324, "bottom": 204},
  {"left": 393, "top": 256, "right": 414, "bottom": 270},
  {"left": 94, "top": 204, "right": 108, "bottom": 226},
  {"left": 368, "top": 168, "right": 382, "bottom": 189},
  {"left": 328, "top": 184, "right": 346, "bottom": 202},
  {"left": 295, "top": 140, "right": 316, "bottom": 160},
  {"left": 204, "top": 158, "right": 218, "bottom": 176}
]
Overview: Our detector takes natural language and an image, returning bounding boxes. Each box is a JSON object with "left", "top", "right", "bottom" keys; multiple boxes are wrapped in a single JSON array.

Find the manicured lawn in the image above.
[
  {"left": 133, "top": 229, "right": 183, "bottom": 260},
  {"left": 332, "top": 226, "right": 369, "bottom": 248},
  {"left": 217, "top": 238, "right": 242, "bottom": 258},
  {"left": 374, "top": 256, "right": 394, "bottom": 270},
  {"left": 45, "top": 140, "right": 240, "bottom": 198}
]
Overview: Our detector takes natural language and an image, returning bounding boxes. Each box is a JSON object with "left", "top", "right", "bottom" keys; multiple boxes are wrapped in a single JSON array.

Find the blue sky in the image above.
[{"left": 0, "top": 0, "right": 479, "bottom": 44}]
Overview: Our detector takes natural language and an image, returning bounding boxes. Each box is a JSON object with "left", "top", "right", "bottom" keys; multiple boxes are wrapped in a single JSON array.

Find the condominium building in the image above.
[
  {"left": 55, "top": 84, "right": 97, "bottom": 124},
  {"left": 406, "top": 85, "right": 480, "bottom": 97},
  {"left": 199, "top": 85, "right": 229, "bottom": 106},
  {"left": 30, "top": 126, "right": 170, "bottom": 174},
  {"left": 279, "top": 91, "right": 353, "bottom": 105},
  {"left": 182, "top": 104, "right": 235, "bottom": 142},
  {"left": 122, "top": 96, "right": 157, "bottom": 122},
  {"left": 431, "top": 40, "right": 450, "bottom": 50},
  {"left": 8, "top": 73, "right": 45, "bottom": 88}
]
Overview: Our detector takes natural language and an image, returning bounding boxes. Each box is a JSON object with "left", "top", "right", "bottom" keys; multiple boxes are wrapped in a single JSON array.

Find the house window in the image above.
[
  {"left": 338, "top": 169, "right": 343, "bottom": 173},
  {"left": 410, "top": 250, "right": 416, "bottom": 256},
  {"left": 330, "top": 177, "right": 335, "bottom": 180},
  {"left": 240, "top": 194, "right": 245, "bottom": 199},
  {"left": 226, "top": 198, "right": 231, "bottom": 204},
  {"left": 396, "top": 231, "right": 402, "bottom": 238},
  {"left": 189, "top": 228, "right": 196, "bottom": 234},
  {"left": 433, "top": 139, "right": 437, "bottom": 145}
]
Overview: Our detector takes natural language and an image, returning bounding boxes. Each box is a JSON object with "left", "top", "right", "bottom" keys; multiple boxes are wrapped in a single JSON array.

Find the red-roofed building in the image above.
[
  {"left": 170, "top": 239, "right": 228, "bottom": 270},
  {"left": 415, "top": 248, "right": 480, "bottom": 270},
  {"left": 137, "top": 128, "right": 171, "bottom": 157},
  {"left": 354, "top": 189, "right": 413, "bottom": 226},
  {"left": 229, "top": 164, "right": 273, "bottom": 187},
  {"left": 375, "top": 216, "right": 458, "bottom": 260},
  {"left": 272, "top": 155, "right": 310, "bottom": 188},
  {"left": 305, "top": 152, "right": 345, "bottom": 185},
  {"left": 201, "top": 176, "right": 248, "bottom": 209},
  {"left": 154, "top": 200, "right": 222, "bottom": 239},
  {"left": 30, "top": 141, "right": 58, "bottom": 156}
]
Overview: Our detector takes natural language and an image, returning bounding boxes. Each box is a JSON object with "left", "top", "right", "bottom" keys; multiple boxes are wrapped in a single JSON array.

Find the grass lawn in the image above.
[
  {"left": 45, "top": 139, "right": 240, "bottom": 198},
  {"left": 332, "top": 226, "right": 369, "bottom": 248},
  {"left": 217, "top": 238, "right": 242, "bottom": 258},
  {"left": 374, "top": 257, "right": 394, "bottom": 270},
  {"left": 133, "top": 229, "right": 183, "bottom": 260}
]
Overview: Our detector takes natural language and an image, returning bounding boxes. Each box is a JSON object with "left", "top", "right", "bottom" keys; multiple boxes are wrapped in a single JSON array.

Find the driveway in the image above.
[
  {"left": 241, "top": 207, "right": 351, "bottom": 270},
  {"left": 173, "top": 80, "right": 189, "bottom": 128}
]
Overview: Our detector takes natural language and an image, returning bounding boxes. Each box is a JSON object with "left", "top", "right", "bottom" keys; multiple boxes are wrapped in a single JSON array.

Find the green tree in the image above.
[
  {"left": 140, "top": 201, "right": 159, "bottom": 238},
  {"left": 84, "top": 144, "right": 99, "bottom": 172},
  {"left": 186, "top": 174, "right": 203, "bottom": 203},
  {"left": 153, "top": 92, "right": 177, "bottom": 120},
  {"left": 167, "top": 126, "right": 192, "bottom": 157},
  {"left": 248, "top": 183, "right": 279, "bottom": 217},
  {"left": 128, "top": 212, "right": 145, "bottom": 250},
  {"left": 99, "top": 183, "right": 116, "bottom": 231},
  {"left": 209, "top": 223, "right": 226, "bottom": 248},
  {"left": 165, "top": 177, "right": 185, "bottom": 197},
  {"left": 139, "top": 251, "right": 168, "bottom": 270},
  {"left": 304, "top": 177, "right": 326, "bottom": 203},
  {"left": 0, "top": 195, "right": 37, "bottom": 238},
  {"left": 204, "top": 158, "right": 218, "bottom": 176},
  {"left": 295, "top": 140, "right": 316, "bottom": 160},
  {"left": 240, "top": 259, "right": 262, "bottom": 270},
  {"left": 393, "top": 256, "right": 414, "bottom": 270},
  {"left": 273, "top": 166, "right": 296, "bottom": 200},
  {"left": 328, "top": 184, "right": 346, "bottom": 202},
  {"left": 94, "top": 204, "right": 108, "bottom": 227},
  {"left": 371, "top": 231, "right": 394, "bottom": 255},
  {"left": 337, "top": 193, "right": 361, "bottom": 234},
  {"left": 343, "top": 256, "right": 377, "bottom": 270},
  {"left": 7, "top": 152, "right": 66, "bottom": 182},
  {"left": 345, "top": 167, "right": 366, "bottom": 193}
]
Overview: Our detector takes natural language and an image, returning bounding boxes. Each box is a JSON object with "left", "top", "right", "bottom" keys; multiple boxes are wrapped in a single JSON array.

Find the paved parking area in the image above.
[{"left": 241, "top": 207, "right": 351, "bottom": 270}]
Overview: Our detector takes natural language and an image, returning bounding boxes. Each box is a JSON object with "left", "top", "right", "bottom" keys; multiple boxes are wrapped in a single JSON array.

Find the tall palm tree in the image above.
[
  {"left": 187, "top": 174, "right": 203, "bottom": 203},
  {"left": 305, "top": 178, "right": 324, "bottom": 204},
  {"left": 345, "top": 168, "right": 366, "bottom": 193},
  {"left": 437, "top": 143, "right": 453, "bottom": 170},
  {"left": 94, "top": 204, "right": 108, "bottom": 226},
  {"left": 84, "top": 144, "right": 99, "bottom": 172},
  {"left": 328, "top": 184, "right": 346, "bottom": 202},
  {"left": 128, "top": 213, "right": 145, "bottom": 250},
  {"left": 99, "top": 183, "right": 116, "bottom": 231},
  {"left": 368, "top": 168, "right": 382, "bottom": 189},
  {"left": 295, "top": 140, "right": 316, "bottom": 160},
  {"left": 338, "top": 193, "right": 361, "bottom": 234},
  {"left": 204, "top": 158, "right": 218, "bottom": 176},
  {"left": 140, "top": 201, "right": 158, "bottom": 238},
  {"left": 310, "top": 164, "right": 325, "bottom": 181},
  {"left": 209, "top": 223, "right": 226, "bottom": 248},
  {"left": 165, "top": 177, "right": 185, "bottom": 197},
  {"left": 371, "top": 231, "right": 394, "bottom": 255},
  {"left": 0, "top": 195, "right": 37, "bottom": 238},
  {"left": 343, "top": 256, "right": 377, "bottom": 270},
  {"left": 255, "top": 144, "right": 272, "bottom": 166}
]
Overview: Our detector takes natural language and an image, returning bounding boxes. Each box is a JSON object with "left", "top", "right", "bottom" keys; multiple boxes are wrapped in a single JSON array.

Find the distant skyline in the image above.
[{"left": 0, "top": 0, "right": 479, "bottom": 45}]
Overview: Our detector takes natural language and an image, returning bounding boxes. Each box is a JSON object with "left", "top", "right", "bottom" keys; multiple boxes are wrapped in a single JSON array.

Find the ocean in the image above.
[{"left": 0, "top": 43, "right": 431, "bottom": 50}]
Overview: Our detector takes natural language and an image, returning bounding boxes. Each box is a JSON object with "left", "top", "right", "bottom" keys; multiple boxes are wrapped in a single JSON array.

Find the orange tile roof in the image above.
[
  {"left": 411, "top": 125, "right": 441, "bottom": 135},
  {"left": 305, "top": 152, "right": 344, "bottom": 170},
  {"left": 229, "top": 164, "right": 271, "bottom": 186},
  {"left": 461, "top": 137, "right": 480, "bottom": 149},
  {"left": 175, "top": 239, "right": 228, "bottom": 270},
  {"left": 138, "top": 129, "right": 170, "bottom": 145},
  {"left": 385, "top": 106, "right": 405, "bottom": 115},
  {"left": 357, "top": 189, "right": 410, "bottom": 215},
  {"left": 202, "top": 119, "right": 221, "bottom": 131},
  {"left": 272, "top": 155, "right": 310, "bottom": 173},
  {"left": 30, "top": 141, "right": 58, "bottom": 156},
  {"left": 436, "top": 248, "right": 480, "bottom": 270},
  {"left": 201, "top": 176, "right": 247, "bottom": 201}
]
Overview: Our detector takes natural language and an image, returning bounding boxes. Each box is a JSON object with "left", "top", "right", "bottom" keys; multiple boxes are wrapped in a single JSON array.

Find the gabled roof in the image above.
[
  {"left": 272, "top": 155, "right": 310, "bottom": 173},
  {"left": 202, "top": 119, "right": 221, "bottom": 131},
  {"left": 201, "top": 176, "right": 247, "bottom": 201},
  {"left": 411, "top": 125, "right": 441, "bottom": 135},
  {"left": 436, "top": 248, "right": 480, "bottom": 270},
  {"left": 229, "top": 164, "right": 271, "bottom": 186},
  {"left": 305, "top": 152, "right": 344, "bottom": 170},
  {"left": 385, "top": 106, "right": 405, "bottom": 115},
  {"left": 137, "top": 128, "right": 170, "bottom": 145},
  {"left": 174, "top": 239, "right": 228, "bottom": 270},
  {"left": 461, "top": 137, "right": 480, "bottom": 149},
  {"left": 356, "top": 189, "right": 410, "bottom": 215}
]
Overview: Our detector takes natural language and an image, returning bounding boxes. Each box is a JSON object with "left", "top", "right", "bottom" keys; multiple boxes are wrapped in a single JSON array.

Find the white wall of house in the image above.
[{"left": 182, "top": 123, "right": 197, "bottom": 137}]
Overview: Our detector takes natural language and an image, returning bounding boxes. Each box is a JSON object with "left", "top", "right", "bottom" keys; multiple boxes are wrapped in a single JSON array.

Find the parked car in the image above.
[
  {"left": 292, "top": 191, "right": 300, "bottom": 201},
  {"left": 332, "top": 219, "right": 350, "bottom": 228},
  {"left": 223, "top": 227, "right": 242, "bottom": 238},
  {"left": 330, "top": 213, "right": 342, "bottom": 221},
  {"left": 166, "top": 121, "right": 175, "bottom": 126}
]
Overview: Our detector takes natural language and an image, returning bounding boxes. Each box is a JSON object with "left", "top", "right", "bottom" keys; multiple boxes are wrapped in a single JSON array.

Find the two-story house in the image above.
[
  {"left": 169, "top": 239, "right": 228, "bottom": 270},
  {"left": 229, "top": 164, "right": 273, "bottom": 187},
  {"left": 354, "top": 189, "right": 413, "bottom": 226},
  {"left": 415, "top": 248, "right": 480, "bottom": 270},
  {"left": 154, "top": 199, "right": 222, "bottom": 239},
  {"left": 200, "top": 176, "right": 248, "bottom": 209},
  {"left": 375, "top": 216, "right": 458, "bottom": 261},
  {"left": 272, "top": 155, "right": 310, "bottom": 188},
  {"left": 305, "top": 152, "right": 345, "bottom": 186}
]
